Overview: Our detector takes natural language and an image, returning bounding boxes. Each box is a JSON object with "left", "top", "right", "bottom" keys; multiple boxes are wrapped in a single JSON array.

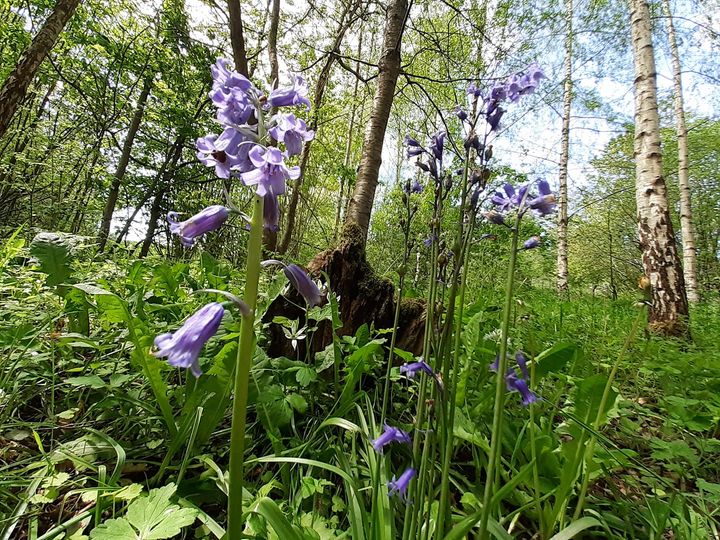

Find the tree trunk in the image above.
[
  {"left": 345, "top": 0, "right": 408, "bottom": 243},
  {"left": 629, "top": 0, "right": 689, "bottom": 335},
  {"left": 661, "top": 0, "right": 699, "bottom": 302},
  {"left": 227, "top": 0, "right": 249, "bottom": 76},
  {"left": 333, "top": 25, "right": 364, "bottom": 241},
  {"left": 97, "top": 73, "right": 154, "bottom": 252},
  {"left": 265, "top": 1, "right": 420, "bottom": 358},
  {"left": 278, "top": 0, "right": 359, "bottom": 254},
  {"left": 556, "top": 0, "right": 573, "bottom": 293},
  {"left": 139, "top": 131, "right": 185, "bottom": 257},
  {"left": 0, "top": 0, "right": 80, "bottom": 141}
]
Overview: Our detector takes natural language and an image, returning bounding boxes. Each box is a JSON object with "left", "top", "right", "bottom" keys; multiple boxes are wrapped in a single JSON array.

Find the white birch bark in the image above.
[
  {"left": 661, "top": 0, "right": 700, "bottom": 302},
  {"left": 556, "top": 0, "right": 573, "bottom": 293},
  {"left": 630, "top": 0, "right": 689, "bottom": 335}
]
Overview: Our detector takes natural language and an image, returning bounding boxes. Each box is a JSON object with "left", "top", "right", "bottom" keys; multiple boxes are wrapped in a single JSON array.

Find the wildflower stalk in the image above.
[
  {"left": 478, "top": 212, "right": 521, "bottom": 537},
  {"left": 436, "top": 152, "right": 471, "bottom": 536},
  {"left": 404, "top": 204, "right": 441, "bottom": 540},
  {"left": 572, "top": 303, "right": 645, "bottom": 520},
  {"left": 380, "top": 191, "right": 413, "bottom": 426},
  {"left": 528, "top": 352, "right": 544, "bottom": 532},
  {"left": 227, "top": 193, "right": 265, "bottom": 539},
  {"left": 374, "top": 190, "right": 411, "bottom": 531}
]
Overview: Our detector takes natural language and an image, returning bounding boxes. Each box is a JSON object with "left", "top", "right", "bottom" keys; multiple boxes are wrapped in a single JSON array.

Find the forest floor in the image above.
[{"left": 1, "top": 247, "right": 719, "bottom": 539}]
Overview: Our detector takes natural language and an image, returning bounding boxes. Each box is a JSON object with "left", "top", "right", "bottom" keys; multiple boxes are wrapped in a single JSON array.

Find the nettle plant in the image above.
[{"left": 149, "top": 59, "right": 321, "bottom": 538}]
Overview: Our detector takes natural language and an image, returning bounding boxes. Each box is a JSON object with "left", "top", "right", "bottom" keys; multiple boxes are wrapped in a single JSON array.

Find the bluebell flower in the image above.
[
  {"left": 429, "top": 131, "right": 446, "bottom": 161},
  {"left": 454, "top": 106, "right": 468, "bottom": 121},
  {"left": 241, "top": 146, "right": 300, "bottom": 197},
  {"left": 168, "top": 205, "right": 229, "bottom": 247},
  {"left": 404, "top": 134, "right": 425, "bottom": 158},
  {"left": 522, "top": 236, "right": 541, "bottom": 250},
  {"left": 506, "top": 371, "right": 538, "bottom": 406},
  {"left": 400, "top": 359, "right": 434, "bottom": 379},
  {"left": 388, "top": 468, "right": 416, "bottom": 501},
  {"left": 284, "top": 264, "right": 322, "bottom": 307},
  {"left": 515, "top": 352, "right": 529, "bottom": 380},
  {"left": 371, "top": 425, "right": 411, "bottom": 453},
  {"left": 269, "top": 113, "right": 314, "bottom": 156},
  {"left": 490, "top": 352, "right": 538, "bottom": 406},
  {"left": 263, "top": 260, "right": 322, "bottom": 307},
  {"left": 196, "top": 128, "right": 245, "bottom": 178},
  {"left": 482, "top": 210, "right": 505, "bottom": 225},
  {"left": 153, "top": 302, "right": 225, "bottom": 377},
  {"left": 268, "top": 75, "right": 311, "bottom": 110},
  {"left": 528, "top": 179, "right": 556, "bottom": 216}
]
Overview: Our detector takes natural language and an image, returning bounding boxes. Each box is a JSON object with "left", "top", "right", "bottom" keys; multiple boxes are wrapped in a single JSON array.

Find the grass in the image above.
[{"left": 1, "top": 246, "right": 719, "bottom": 539}]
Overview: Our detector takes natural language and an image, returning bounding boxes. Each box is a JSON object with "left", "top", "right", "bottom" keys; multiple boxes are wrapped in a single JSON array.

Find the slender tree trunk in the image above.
[
  {"left": 333, "top": 25, "right": 364, "bottom": 241},
  {"left": 0, "top": 0, "right": 80, "bottom": 141},
  {"left": 629, "top": 0, "right": 689, "bottom": 335},
  {"left": 227, "top": 0, "right": 249, "bottom": 76},
  {"left": 661, "top": 0, "right": 699, "bottom": 302},
  {"left": 97, "top": 73, "right": 154, "bottom": 252},
  {"left": 139, "top": 131, "right": 185, "bottom": 257},
  {"left": 278, "top": 0, "right": 359, "bottom": 254},
  {"left": 556, "top": 0, "right": 573, "bottom": 293},
  {"left": 345, "top": 0, "right": 408, "bottom": 243},
  {"left": 267, "top": 0, "right": 280, "bottom": 89}
]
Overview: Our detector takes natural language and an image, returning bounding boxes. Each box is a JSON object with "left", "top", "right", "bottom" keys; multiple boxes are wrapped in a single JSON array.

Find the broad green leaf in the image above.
[
  {"left": 29, "top": 232, "right": 72, "bottom": 287},
  {"left": 286, "top": 393, "right": 308, "bottom": 413},
  {"left": 66, "top": 375, "right": 105, "bottom": 389},
  {"left": 90, "top": 483, "right": 197, "bottom": 540},
  {"left": 89, "top": 517, "right": 136, "bottom": 539},
  {"left": 535, "top": 342, "right": 577, "bottom": 378},
  {"left": 296, "top": 366, "right": 317, "bottom": 386}
]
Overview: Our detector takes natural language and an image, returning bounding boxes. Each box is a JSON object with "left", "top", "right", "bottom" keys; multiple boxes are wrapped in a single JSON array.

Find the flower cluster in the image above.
[
  {"left": 490, "top": 351, "right": 538, "bottom": 406},
  {"left": 152, "top": 59, "right": 320, "bottom": 377},
  {"left": 484, "top": 178, "right": 556, "bottom": 249},
  {"left": 404, "top": 132, "right": 446, "bottom": 182},
  {"left": 170, "top": 58, "right": 315, "bottom": 247},
  {"left": 460, "top": 63, "right": 545, "bottom": 136},
  {"left": 490, "top": 179, "right": 555, "bottom": 217}
]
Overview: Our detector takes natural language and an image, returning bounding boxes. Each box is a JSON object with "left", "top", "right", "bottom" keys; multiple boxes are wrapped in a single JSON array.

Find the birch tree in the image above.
[
  {"left": 661, "top": 0, "right": 700, "bottom": 302},
  {"left": 629, "top": 0, "right": 689, "bottom": 335},
  {"left": 556, "top": 0, "right": 573, "bottom": 293}
]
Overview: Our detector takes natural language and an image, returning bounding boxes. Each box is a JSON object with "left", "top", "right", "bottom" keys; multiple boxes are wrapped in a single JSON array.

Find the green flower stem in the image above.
[
  {"left": 437, "top": 149, "right": 473, "bottom": 536},
  {"left": 572, "top": 304, "right": 645, "bottom": 520},
  {"left": 227, "top": 193, "right": 264, "bottom": 539},
  {"left": 403, "top": 216, "right": 441, "bottom": 540},
  {"left": 528, "top": 352, "right": 544, "bottom": 533},
  {"left": 380, "top": 196, "right": 412, "bottom": 426},
  {"left": 478, "top": 215, "right": 521, "bottom": 538}
]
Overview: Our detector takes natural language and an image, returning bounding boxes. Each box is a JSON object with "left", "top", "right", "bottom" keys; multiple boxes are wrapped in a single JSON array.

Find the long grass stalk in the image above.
[{"left": 478, "top": 215, "right": 521, "bottom": 537}]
